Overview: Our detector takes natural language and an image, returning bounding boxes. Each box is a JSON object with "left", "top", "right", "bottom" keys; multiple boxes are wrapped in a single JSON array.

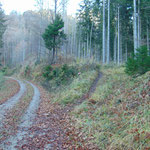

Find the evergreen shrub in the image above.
[
  {"left": 42, "top": 64, "right": 78, "bottom": 85},
  {"left": 125, "top": 46, "right": 150, "bottom": 76}
]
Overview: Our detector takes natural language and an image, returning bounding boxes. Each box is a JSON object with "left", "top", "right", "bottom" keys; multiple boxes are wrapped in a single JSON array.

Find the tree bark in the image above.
[
  {"left": 102, "top": 0, "right": 106, "bottom": 64},
  {"left": 147, "top": 19, "right": 149, "bottom": 54},
  {"left": 90, "top": 22, "right": 93, "bottom": 58},
  {"left": 138, "top": 0, "right": 141, "bottom": 48},
  {"left": 107, "top": 0, "right": 110, "bottom": 64},
  {"left": 125, "top": 42, "right": 128, "bottom": 62},
  {"left": 133, "top": 0, "right": 138, "bottom": 53},
  {"left": 118, "top": 6, "right": 120, "bottom": 65},
  {"left": 87, "top": 33, "right": 89, "bottom": 58}
]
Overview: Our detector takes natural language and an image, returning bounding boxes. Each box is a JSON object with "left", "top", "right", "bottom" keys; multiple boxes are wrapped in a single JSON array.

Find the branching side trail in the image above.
[
  {"left": 0, "top": 72, "right": 102, "bottom": 149},
  {"left": 75, "top": 71, "right": 103, "bottom": 105},
  {"left": 11, "top": 72, "right": 102, "bottom": 149}
]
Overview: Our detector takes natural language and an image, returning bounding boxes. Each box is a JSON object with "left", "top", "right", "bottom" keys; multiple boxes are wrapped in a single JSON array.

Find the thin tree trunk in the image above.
[
  {"left": 52, "top": 48, "right": 55, "bottom": 64},
  {"left": 78, "top": 40, "right": 81, "bottom": 59},
  {"left": 147, "top": 19, "right": 149, "bottom": 54},
  {"left": 71, "top": 23, "right": 74, "bottom": 56},
  {"left": 120, "top": 33, "right": 122, "bottom": 63},
  {"left": 54, "top": 0, "right": 57, "bottom": 19},
  {"left": 138, "top": 0, "right": 141, "bottom": 48},
  {"left": 114, "top": 32, "right": 117, "bottom": 63},
  {"left": 133, "top": 0, "right": 138, "bottom": 53},
  {"left": 107, "top": 0, "right": 110, "bottom": 64},
  {"left": 102, "top": 0, "right": 106, "bottom": 64},
  {"left": 118, "top": 6, "right": 120, "bottom": 65},
  {"left": 84, "top": 42, "right": 86, "bottom": 59},
  {"left": 87, "top": 33, "right": 89, "bottom": 58},
  {"left": 126, "top": 42, "right": 128, "bottom": 62},
  {"left": 74, "top": 22, "right": 77, "bottom": 57},
  {"left": 90, "top": 22, "right": 93, "bottom": 58}
]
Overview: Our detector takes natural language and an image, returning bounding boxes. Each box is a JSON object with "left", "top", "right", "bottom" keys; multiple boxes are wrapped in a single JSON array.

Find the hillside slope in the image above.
[{"left": 71, "top": 67, "right": 150, "bottom": 149}]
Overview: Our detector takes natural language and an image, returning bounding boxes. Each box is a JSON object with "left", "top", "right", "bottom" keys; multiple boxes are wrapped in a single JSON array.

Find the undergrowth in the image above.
[
  {"left": 72, "top": 67, "right": 150, "bottom": 149},
  {"left": 0, "top": 72, "right": 4, "bottom": 89},
  {"left": 51, "top": 70, "right": 97, "bottom": 105}
]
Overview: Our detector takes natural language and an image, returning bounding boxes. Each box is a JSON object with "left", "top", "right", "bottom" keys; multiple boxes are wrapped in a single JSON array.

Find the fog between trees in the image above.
[{"left": 0, "top": 0, "right": 150, "bottom": 66}]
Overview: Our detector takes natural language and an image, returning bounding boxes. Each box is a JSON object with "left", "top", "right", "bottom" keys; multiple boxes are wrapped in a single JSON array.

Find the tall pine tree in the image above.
[{"left": 42, "top": 15, "right": 66, "bottom": 64}]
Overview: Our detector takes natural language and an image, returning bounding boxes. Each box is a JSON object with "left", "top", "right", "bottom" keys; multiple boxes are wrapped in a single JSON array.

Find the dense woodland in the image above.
[
  {"left": 0, "top": 0, "right": 150, "bottom": 67},
  {"left": 0, "top": 0, "right": 150, "bottom": 149}
]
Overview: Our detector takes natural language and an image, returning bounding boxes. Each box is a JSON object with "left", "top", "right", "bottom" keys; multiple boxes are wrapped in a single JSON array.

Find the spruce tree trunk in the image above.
[
  {"left": 78, "top": 40, "right": 81, "bottom": 59},
  {"left": 90, "top": 22, "right": 93, "bottom": 58},
  {"left": 114, "top": 13, "right": 117, "bottom": 64},
  {"left": 73, "top": 20, "right": 77, "bottom": 56},
  {"left": 53, "top": 48, "right": 55, "bottom": 64},
  {"left": 133, "top": 0, "right": 138, "bottom": 53},
  {"left": 147, "top": 19, "right": 149, "bottom": 54},
  {"left": 71, "top": 23, "right": 74, "bottom": 56},
  {"left": 87, "top": 33, "right": 89, "bottom": 58},
  {"left": 107, "top": 0, "right": 110, "bottom": 64},
  {"left": 120, "top": 33, "right": 122, "bottom": 63},
  {"left": 118, "top": 6, "right": 120, "bottom": 65},
  {"left": 84, "top": 42, "right": 86, "bottom": 59},
  {"left": 54, "top": 0, "right": 57, "bottom": 19},
  {"left": 114, "top": 34, "right": 117, "bottom": 63},
  {"left": 102, "top": 0, "right": 106, "bottom": 64},
  {"left": 138, "top": 0, "right": 141, "bottom": 48},
  {"left": 125, "top": 42, "right": 128, "bottom": 62}
]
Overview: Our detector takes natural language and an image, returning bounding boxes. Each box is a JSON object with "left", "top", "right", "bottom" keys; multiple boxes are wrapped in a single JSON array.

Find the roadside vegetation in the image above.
[
  {"left": 125, "top": 46, "right": 150, "bottom": 76},
  {"left": 71, "top": 66, "right": 150, "bottom": 149},
  {"left": 20, "top": 60, "right": 100, "bottom": 105},
  {"left": 1, "top": 53, "right": 149, "bottom": 149},
  {"left": 0, "top": 0, "right": 150, "bottom": 149},
  {"left": 0, "top": 72, "right": 4, "bottom": 88}
]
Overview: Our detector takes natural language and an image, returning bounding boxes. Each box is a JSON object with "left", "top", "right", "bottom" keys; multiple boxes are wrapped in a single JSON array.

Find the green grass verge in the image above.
[
  {"left": 71, "top": 67, "right": 150, "bottom": 149},
  {"left": 51, "top": 70, "right": 97, "bottom": 105}
]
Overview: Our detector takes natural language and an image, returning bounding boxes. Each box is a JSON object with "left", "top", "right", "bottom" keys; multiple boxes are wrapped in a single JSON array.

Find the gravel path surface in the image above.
[
  {"left": 0, "top": 78, "right": 26, "bottom": 124},
  {"left": 2, "top": 81, "right": 41, "bottom": 150}
]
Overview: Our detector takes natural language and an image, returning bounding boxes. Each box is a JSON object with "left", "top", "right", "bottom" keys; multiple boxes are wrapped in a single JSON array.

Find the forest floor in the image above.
[
  {"left": 0, "top": 78, "right": 20, "bottom": 105},
  {"left": 0, "top": 64, "right": 149, "bottom": 150},
  {"left": 0, "top": 66, "right": 102, "bottom": 149}
]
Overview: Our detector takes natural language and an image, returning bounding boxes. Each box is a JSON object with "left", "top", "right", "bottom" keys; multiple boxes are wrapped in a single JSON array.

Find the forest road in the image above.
[
  {"left": 0, "top": 78, "right": 26, "bottom": 124},
  {"left": 1, "top": 79, "right": 41, "bottom": 150}
]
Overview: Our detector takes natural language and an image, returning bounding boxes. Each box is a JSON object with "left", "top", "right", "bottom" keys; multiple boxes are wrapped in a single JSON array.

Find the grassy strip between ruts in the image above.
[
  {"left": 0, "top": 78, "right": 20, "bottom": 105},
  {"left": 71, "top": 67, "right": 150, "bottom": 150},
  {"left": 0, "top": 82, "right": 34, "bottom": 143}
]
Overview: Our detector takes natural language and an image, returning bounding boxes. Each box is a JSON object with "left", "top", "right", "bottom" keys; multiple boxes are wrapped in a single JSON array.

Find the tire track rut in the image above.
[
  {"left": 0, "top": 78, "right": 26, "bottom": 124},
  {"left": 1, "top": 80, "right": 41, "bottom": 150}
]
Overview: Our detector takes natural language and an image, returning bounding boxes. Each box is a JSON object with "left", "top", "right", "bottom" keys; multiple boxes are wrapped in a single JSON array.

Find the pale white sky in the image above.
[{"left": 0, "top": 0, "right": 81, "bottom": 15}]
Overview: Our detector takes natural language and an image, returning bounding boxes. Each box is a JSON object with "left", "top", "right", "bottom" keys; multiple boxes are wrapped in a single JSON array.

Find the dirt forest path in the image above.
[
  {"left": 0, "top": 80, "right": 41, "bottom": 150},
  {"left": 0, "top": 72, "right": 102, "bottom": 149},
  {"left": 0, "top": 78, "right": 26, "bottom": 124},
  {"left": 10, "top": 72, "right": 102, "bottom": 150}
]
